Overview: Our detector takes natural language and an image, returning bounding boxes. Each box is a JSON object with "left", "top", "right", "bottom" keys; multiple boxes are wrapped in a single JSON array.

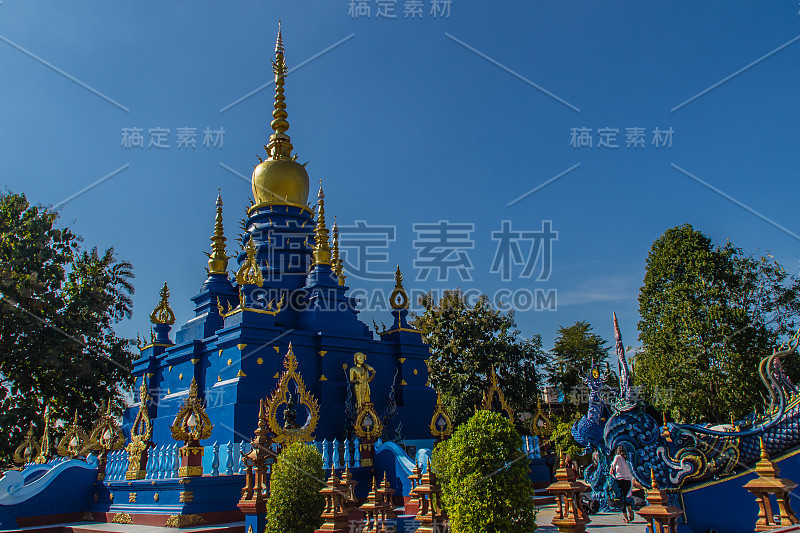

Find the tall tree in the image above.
[
  {"left": 636, "top": 224, "right": 800, "bottom": 423},
  {"left": 0, "top": 191, "right": 135, "bottom": 463},
  {"left": 412, "top": 289, "right": 547, "bottom": 428},
  {"left": 545, "top": 321, "right": 611, "bottom": 406}
]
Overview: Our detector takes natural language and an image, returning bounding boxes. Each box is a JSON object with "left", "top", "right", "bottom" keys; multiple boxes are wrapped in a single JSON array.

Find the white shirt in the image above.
[{"left": 610, "top": 454, "right": 633, "bottom": 481}]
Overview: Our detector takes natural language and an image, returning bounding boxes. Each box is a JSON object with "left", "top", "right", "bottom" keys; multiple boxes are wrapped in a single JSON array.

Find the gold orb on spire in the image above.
[{"left": 251, "top": 22, "right": 310, "bottom": 208}]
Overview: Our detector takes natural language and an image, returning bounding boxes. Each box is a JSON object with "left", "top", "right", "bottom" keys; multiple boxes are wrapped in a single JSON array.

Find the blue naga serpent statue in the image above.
[{"left": 571, "top": 314, "right": 800, "bottom": 513}]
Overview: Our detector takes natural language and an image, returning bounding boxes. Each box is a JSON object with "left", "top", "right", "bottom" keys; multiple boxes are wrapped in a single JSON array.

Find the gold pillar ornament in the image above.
[
  {"left": 331, "top": 218, "right": 345, "bottom": 286},
  {"left": 251, "top": 23, "right": 311, "bottom": 208},
  {"left": 150, "top": 282, "right": 176, "bottom": 325},
  {"left": 126, "top": 378, "right": 154, "bottom": 480},
  {"left": 267, "top": 343, "right": 320, "bottom": 445},
  {"left": 57, "top": 410, "right": 89, "bottom": 459},
  {"left": 390, "top": 265, "right": 409, "bottom": 310},
  {"left": 743, "top": 438, "right": 799, "bottom": 531},
  {"left": 84, "top": 399, "right": 126, "bottom": 480},
  {"left": 359, "top": 477, "right": 393, "bottom": 533},
  {"left": 316, "top": 470, "right": 350, "bottom": 533},
  {"left": 637, "top": 469, "right": 683, "bottom": 533},
  {"left": 349, "top": 352, "right": 376, "bottom": 410},
  {"left": 35, "top": 406, "right": 52, "bottom": 464},
  {"left": 312, "top": 187, "right": 332, "bottom": 266},
  {"left": 206, "top": 191, "right": 229, "bottom": 275},
  {"left": 170, "top": 378, "right": 214, "bottom": 477},
  {"left": 13, "top": 423, "right": 42, "bottom": 465},
  {"left": 411, "top": 461, "right": 447, "bottom": 533},
  {"left": 239, "top": 398, "right": 275, "bottom": 515},
  {"left": 479, "top": 365, "right": 514, "bottom": 421},
  {"left": 429, "top": 392, "right": 453, "bottom": 441},
  {"left": 236, "top": 239, "right": 265, "bottom": 287},
  {"left": 546, "top": 453, "right": 591, "bottom": 533}
]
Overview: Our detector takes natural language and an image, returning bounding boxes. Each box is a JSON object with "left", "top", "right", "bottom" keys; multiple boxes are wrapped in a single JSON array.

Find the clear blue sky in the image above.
[{"left": 2, "top": 1, "right": 799, "bottom": 353}]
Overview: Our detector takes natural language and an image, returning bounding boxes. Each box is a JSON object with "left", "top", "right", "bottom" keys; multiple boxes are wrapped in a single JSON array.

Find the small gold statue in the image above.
[{"left": 349, "top": 352, "right": 376, "bottom": 409}]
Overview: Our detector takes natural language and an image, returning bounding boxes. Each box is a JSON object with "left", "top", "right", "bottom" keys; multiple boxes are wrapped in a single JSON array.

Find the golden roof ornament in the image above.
[
  {"left": 126, "top": 377, "right": 154, "bottom": 479},
  {"left": 207, "top": 191, "right": 229, "bottom": 275},
  {"left": 150, "top": 282, "right": 176, "bottom": 325},
  {"left": 332, "top": 217, "right": 345, "bottom": 285},
  {"left": 251, "top": 22, "right": 310, "bottom": 208},
  {"left": 35, "top": 406, "right": 52, "bottom": 464},
  {"left": 170, "top": 378, "right": 214, "bottom": 443},
  {"left": 84, "top": 399, "right": 126, "bottom": 456},
  {"left": 236, "top": 239, "right": 265, "bottom": 287},
  {"left": 313, "top": 187, "right": 332, "bottom": 265},
  {"left": 267, "top": 343, "right": 320, "bottom": 445},
  {"left": 13, "top": 422, "right": 42, "bottom": 465},
  {"left": 57, "top": 410, "right": 89, "bottom": 458},
  {"left": 390, "top": 265, "right": 409, "bottom": 310}
]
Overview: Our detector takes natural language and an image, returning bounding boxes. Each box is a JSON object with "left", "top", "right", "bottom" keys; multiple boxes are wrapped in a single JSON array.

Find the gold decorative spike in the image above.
[
  {"left": 170, "top": 378, "right": 214, "bottom": 443},
  {"left": 236, "top": 240, "right": 264, "bottom": 287},
  {"left": 390, "top": 265, "right": 409, "bottom": 310},
  {"left": 35, "top": 406, "right": 51, "bottom": 464},
  {"left": 267, "top": 343, "right": 321, "bottom": 445},
  {"left": 332, "top": 217, "right": 345, "bottom": 285},
  {"left": 313, "top": 187, "right": 332, "bottom": 265},
  {"left": 207, "top": 191, "right": 229, "bottom": 275},
  {"left": 57, "top": 410, "right": 89, "bottom": 458},
  {"left": 126, "top": 377, "right": 154, "bottom": 479},
  {"left": 150, "top": 282, "right": 176, "bottom": 325}
]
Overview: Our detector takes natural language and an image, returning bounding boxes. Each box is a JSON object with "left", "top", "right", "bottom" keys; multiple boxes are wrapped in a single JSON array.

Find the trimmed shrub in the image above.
[
  {"left": 265, "top": 442, "right": 325, "bottom": 533},
  {"left": 431, "top": 410, "right": 537, "bottom": 533}
]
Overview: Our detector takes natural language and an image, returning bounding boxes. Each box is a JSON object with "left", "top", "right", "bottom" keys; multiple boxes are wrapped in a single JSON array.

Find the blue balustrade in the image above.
[
  {"left": 353, "top": 438, "right": 361, "bottom": 468},
  {"left": 225, "top": 441, "right": 234, "bottom": 475},
  {"left": 332, "top": 438, "right": 340, "bottom": 470}
]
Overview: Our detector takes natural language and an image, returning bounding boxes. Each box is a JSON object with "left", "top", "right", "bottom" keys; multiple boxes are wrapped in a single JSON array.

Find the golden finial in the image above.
[
  {"left": 390, "top": 265, "right": 410, "bottom": 309},
  {"left": 332, "top": 217, "right": 345, "bottom": 285},
  {"left": 150, "top": 282, "right": 176, "bottom": 325},
  {"left": 313, "top": 187, "right": 332, "bottom": 265},
  {"left": 207, "top": 190, "right": 228, "bottom": 275},
  {"left": 650, "top": 468, "right": 658, "bottom": 488},
  {"left": 236, "top": 240, "right": 265, "bottom": 287},
  {"left": 759, "top": 437, "right": 769, "bottom": 460},
  {"left": 267, "top": 20, "right": 291, "bottom": 160}
]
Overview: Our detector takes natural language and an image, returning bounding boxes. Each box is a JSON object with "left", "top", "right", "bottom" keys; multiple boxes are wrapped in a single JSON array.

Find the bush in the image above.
[
  {"left": 431, "top": 410, "right": 537, "bottom": 533},
  {"left": 265, "top": 442, "right": 325, "bottom": 533}
]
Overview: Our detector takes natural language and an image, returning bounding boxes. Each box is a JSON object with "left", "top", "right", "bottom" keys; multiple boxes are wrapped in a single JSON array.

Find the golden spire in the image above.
[
  {"left": 236, "top": 239, "right": 265, "bottom": 287},
  {"left": 207, "top": 190, "right": 228, "bottom": 275},
  {"left": 390, "top": 265, "right": 409, "bottom": 310},
  {"left": 332, "top": 217, "right": 345, "bottom": 285},
  {"left": 313, "top": 187, "right": 332, "bottom": 265},
  {"left": 267, "top": 21, "right": 292, "bottom": 161},
  {"left": 150, "top": 282, "right": 176, "bottom": 325}
]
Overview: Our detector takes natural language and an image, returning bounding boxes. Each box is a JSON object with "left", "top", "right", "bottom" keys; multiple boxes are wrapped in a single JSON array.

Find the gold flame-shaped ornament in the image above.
[
  {"left": 57, "top": 410, "right": 89, "bottom": 458},
  {"left": 126, "top": 378, "right": 154, "bottom": 479},
  {"left": 267, "top": 343, "right": 320, "bottom": 445},
  {"left": 354, "top": 402, "right": 383, "bottom": 440},
  {"left": 84, "top": 399, "right": 126, "bottom": 454},
  {"left": 531, "top": 399, "right": 552, "bottom": 439},
  {"left": 13, "top": 423, "right": 42, "bottom": 465},
  {"left": 150, "top": 282, "right": 176, "bottom": 325},
  {"left": 170, "top": 378, "right": 214, "bottom": 443},
  {"left": 429, "top": 393, "right": 453, "bottom": 439},
  {"left": 236, "top": 239, "right": 265, "bottom": 287},
  {"left": 479, "top": 365, "right": 514, "bottom": 421},
  {"left": 35, "top": 407, "right": 52, "bottom": 464},
  {"left": 390, "top": 265, "right": 409, "bottom": 310}
]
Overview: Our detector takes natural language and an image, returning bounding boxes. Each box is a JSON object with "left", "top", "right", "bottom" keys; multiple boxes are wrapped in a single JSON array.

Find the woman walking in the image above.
[{"left": 610, "top": 446, "right": 635, "bottom": 523}]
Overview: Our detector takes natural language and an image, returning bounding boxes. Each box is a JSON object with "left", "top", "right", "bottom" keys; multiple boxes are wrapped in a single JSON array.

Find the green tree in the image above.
[
  {"left": 412, "top": 289, "right": 547, "bottom": 428},
  {"left": 431, "top": 410, "right": 536, "bottom": 533},
  {"left": 265, "top": 442, "right": 325, "bottom": 533},
  {"left": 636, "top": 224, "right": 800, "bottom": 423},
  {"left": 545, "top": 321, "right": 612, "bottom": 406},
  {"left": 0, "top": 191, "right": 135, "bottom": 463},
  {"left": 548, "top": 411, "right": 584, "bottom": 459}
]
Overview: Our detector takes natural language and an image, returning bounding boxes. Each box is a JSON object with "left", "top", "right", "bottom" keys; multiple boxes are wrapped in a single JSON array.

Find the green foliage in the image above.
[
  {"left": 545, "top": 321, "right": 613, "bottom": 406},
  {"left": 0, "top": 191, "right": 135, "bottom": 464},
  {"left": 265, "top": 442, "right": 325, "bottom": 533},
  {"left": 431, "top": 410, "right": 536, "bottom": 533},
  {"left": 548, "top": 412, "right": 584, "bottom": 459},
  {"left": 636, "top": 224, "right": 800, "bottom": 423},
  {"left": 412, "top": 289, "right": 547, "bottom": 428}
]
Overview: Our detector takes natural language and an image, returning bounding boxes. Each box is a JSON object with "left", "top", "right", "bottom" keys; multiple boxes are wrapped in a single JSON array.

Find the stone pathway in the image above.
[{"left": 535, "top": 504, "right": 647, "bottom": 532}]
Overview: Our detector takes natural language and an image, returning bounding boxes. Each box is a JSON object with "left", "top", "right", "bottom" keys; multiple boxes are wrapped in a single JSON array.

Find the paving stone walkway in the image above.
[{"left": 535, "top": 504, "right": 648, "bottom": 532}]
